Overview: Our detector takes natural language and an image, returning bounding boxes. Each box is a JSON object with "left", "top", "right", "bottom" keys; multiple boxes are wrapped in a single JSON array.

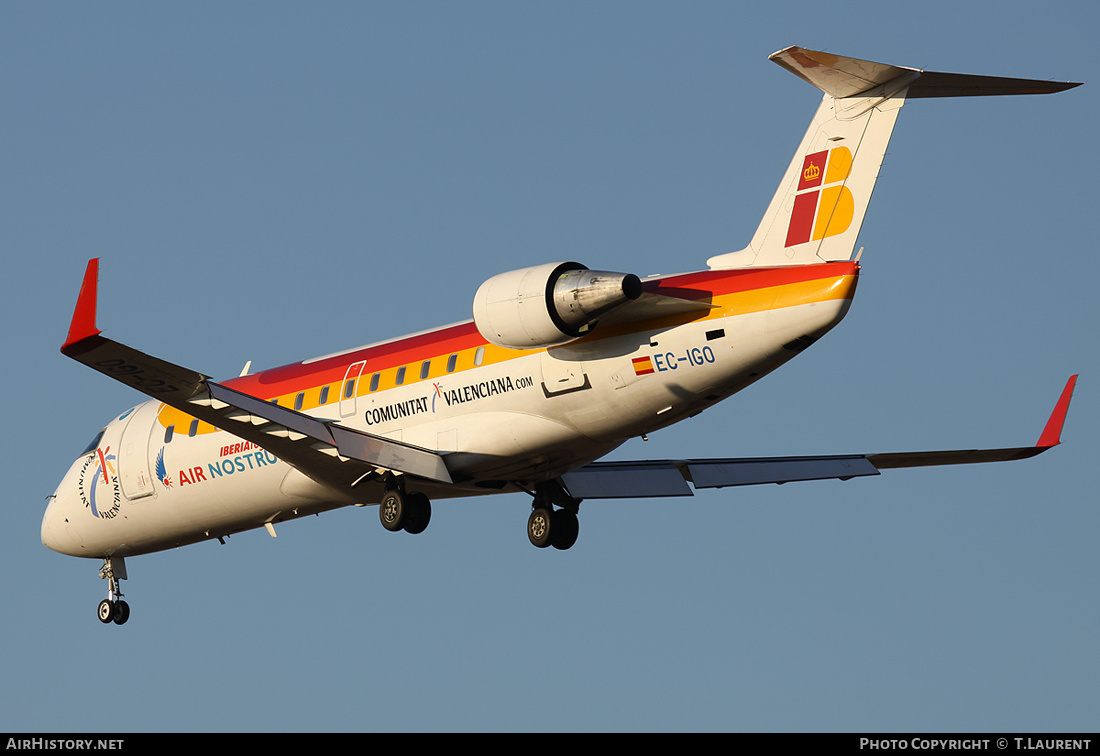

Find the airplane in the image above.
[{"left": 44, "top": 46, "right": 1081, "bottom": 625}]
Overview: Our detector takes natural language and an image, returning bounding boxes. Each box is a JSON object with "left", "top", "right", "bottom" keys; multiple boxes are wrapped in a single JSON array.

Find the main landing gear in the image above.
[
  {"left": 378, "top": 478, "right": 432, "bottom": 535},
  {"left": 527, "top": 481, "right": 581, "bottom": 551},
  {"left": 97, "top": 556, "right": 129, "bottom": 625},
  {"left": 372, "top": 476, "right": 582, "bottom": 550}
]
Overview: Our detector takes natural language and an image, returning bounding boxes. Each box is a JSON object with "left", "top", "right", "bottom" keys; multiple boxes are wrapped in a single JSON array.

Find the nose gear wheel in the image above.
[{"left": 96, "top": 557, "right": 130, "bottom": 625}]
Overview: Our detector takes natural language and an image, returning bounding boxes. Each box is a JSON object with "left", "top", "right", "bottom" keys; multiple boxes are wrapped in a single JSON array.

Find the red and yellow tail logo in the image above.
[{"left": 784, "top": 146, "right": 854, "bottom": 247}]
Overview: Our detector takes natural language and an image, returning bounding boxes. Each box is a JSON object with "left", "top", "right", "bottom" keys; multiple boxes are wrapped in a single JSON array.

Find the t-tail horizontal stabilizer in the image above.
[
  {"left": 769, "top": 46, "right": 1081, "bottom": 100},
  {"left": 560, "top": 376, "right": 1077, "bottom": 499},
  {"left": 707, "top": 47, "right": 1081, "bottom": 270}
]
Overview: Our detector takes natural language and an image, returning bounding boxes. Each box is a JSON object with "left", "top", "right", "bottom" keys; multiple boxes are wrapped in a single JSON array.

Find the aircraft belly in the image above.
[
  {"left": 440, "top": 411, "right": 618, "bottom": 481},
  {"left": 132, "top": 429, "right": 364, "bottom": 554},
  {"left": 342, "top": 353, "right": 615, "bottom": 481},
  {"left": 532, "top": 296, "right": 854, "bottom": 444}
]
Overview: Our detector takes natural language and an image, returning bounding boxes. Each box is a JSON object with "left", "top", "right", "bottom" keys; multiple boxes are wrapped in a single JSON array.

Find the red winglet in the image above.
[
  {"left": 1036, "top": 375, "right": 1078, "bottom": 448},
  {"left": 62, "top": 258, "right": 102, "bottom": 352}
]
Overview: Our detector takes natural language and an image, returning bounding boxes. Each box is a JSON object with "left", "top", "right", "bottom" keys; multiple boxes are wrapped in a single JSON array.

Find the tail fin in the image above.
[{"left": 707, "top": 46, "right": 1081, "bottom": 269}]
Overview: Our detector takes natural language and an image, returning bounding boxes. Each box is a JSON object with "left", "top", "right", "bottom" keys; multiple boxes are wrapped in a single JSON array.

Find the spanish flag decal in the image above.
[
  {"left": 632, "top": 356, "right": 655, "bottom": 375},
  {"left": 785, "top": 146, "right": 854, "bottom": 247}
]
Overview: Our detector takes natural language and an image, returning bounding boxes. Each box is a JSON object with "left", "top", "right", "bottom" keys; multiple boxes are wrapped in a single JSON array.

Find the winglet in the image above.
[
  {"left": 62, "top": 258, "right": 102, "bottom": 352},
  {"left": 1036, "top": 375, "right": 1078, "bottom": 448}
]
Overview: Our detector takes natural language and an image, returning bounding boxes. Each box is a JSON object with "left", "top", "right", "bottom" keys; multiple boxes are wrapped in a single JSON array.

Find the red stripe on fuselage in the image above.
[{"left": 225, "top": 262, "right": 858, "bottom": 398}]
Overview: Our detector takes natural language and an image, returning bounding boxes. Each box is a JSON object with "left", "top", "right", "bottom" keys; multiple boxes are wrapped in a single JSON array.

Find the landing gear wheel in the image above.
[
  {"left": 527, "top": 480, "right": 582, "bottom": 550},
  {"left": 402, "top": 492, "right": 431, "bottom": 534},
  {"left": 112, "top": 600, "right": 130, "bottom": 625},
  {"left": 528, "top": 507, "right": 554, "bottom": 548},
  {"left": 96, "top": 557, "right": 129, "bottom": 626},
  {"left": 379, "top": 489, "right": 406, "bottom": 532},
  {"left": 551, "top": 509, "right": 579, "bottom": 551},
  {"left": 98, "top": 599, "right": 114, "bottom": 624}
]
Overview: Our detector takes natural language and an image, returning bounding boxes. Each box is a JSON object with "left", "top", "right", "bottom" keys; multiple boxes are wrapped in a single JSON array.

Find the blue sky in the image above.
[{"left": 3, "top": 1, "right": 1096, "bottom": 733}]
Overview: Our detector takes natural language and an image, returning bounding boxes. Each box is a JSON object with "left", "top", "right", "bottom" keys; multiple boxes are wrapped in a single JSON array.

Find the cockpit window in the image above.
[{"left": 80, "top": 429, "right": 106, "bottom": 457}]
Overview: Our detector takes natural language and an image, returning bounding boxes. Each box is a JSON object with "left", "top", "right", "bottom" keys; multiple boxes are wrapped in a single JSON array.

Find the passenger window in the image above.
[
  {"left": 369, "top": 373, "right": 380, "bottom": 392},
  {"left": 447, "top": 354, "right": 457, "bottom": 373},
  {"left": 294, "top": 392, "right": 304, "bottom": 411},
  {"left": 188, "top": 419, "right": 199, "bottom": 437},
  {"left": 395, "top": 366, "right": 406, "bottom": 386},
  {"left": 474, "top": 346, "right": 485, "bottom": 366},
  {"left": 420, "top": 360, "right": 431, "bottom": 380},
  {"left": 319, "top": 386, "right": 330, "bottom": 405},
  {"left": 164, "top": 425, "right": 174, "bottom": 444},
  {"left": 344, "top": 379, "right": 356, "bottom": 399}
]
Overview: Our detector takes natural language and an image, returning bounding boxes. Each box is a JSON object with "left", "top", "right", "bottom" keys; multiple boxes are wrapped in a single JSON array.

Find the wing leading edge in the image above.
[
  {"left": 61, "top": 259, "right": 452, "bottom": 487},
  {"left": 561, "top": 376, "right": 1077, "bottom": 499}
]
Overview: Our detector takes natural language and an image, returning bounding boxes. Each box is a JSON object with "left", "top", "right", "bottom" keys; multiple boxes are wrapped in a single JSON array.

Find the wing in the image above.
[
  {"left": 560, "top": 376, "right": 1077, "bottom": 499},
  {"left": 61, "top": 259, "right": 452, "bottom": 490}
]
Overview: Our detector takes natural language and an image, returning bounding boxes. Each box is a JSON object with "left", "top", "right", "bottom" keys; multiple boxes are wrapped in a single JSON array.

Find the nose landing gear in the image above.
[{"left": 97, "top": 556, "right": 129, "bottom": 625}]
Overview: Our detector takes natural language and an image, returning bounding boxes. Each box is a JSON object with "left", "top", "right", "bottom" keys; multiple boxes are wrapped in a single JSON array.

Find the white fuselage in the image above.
[{"left": 43, "top": 263, "right": 858, "bottom": 559}]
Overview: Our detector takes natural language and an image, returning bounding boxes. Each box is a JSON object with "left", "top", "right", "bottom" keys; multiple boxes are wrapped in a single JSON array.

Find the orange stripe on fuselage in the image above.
[{"left": 157, "top": 262, "right": 858, "bottom": 432}]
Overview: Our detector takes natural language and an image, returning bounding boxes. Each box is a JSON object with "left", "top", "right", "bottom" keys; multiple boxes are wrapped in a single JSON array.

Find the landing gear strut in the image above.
[
  {"left": 527, "top": 480, "right": 581, "bottom": 551},
  {"left": 97, "top": 556, "right": 129, "bottom": 625},
  {"left": 378, "top": 477, "right": 432, "bottom": 535}
]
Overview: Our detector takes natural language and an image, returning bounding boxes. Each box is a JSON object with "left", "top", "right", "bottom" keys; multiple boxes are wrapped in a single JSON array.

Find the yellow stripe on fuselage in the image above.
[{"left": 157, "top": 269, "right": 857, "bottom": 434}]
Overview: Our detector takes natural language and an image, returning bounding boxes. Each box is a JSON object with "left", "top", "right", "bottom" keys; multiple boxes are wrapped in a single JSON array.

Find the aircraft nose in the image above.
[
  {"left": 41, "top": 497, "right": 62, "bottom": 551},
  {"left": 42, "top": 494, "right": 85, "bottom": 556},
  {"left": 42, "top": 496, "right": 69, "bottom": 554},
  {"left": 41, "top": 465, "right": 87, "bottom": 557}
]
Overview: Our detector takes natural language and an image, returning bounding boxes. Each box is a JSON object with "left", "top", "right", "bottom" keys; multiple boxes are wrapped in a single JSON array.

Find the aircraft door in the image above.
[
  {"left": 117, "top": 401, "right": 160, "bottom": 500},
  {"left": 339, "top": 361, "right": 367, "bottom": 418},
  {"left": 540, "top": 349, "right": 590, "bottom": 396}
]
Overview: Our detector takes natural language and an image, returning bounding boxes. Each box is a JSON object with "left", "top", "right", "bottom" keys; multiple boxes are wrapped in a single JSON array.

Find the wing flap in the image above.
[
  {"left": 327, "top": 424, "right": 452, "bottom": 485},
  {"left": 686, "top": 455, "right": 880, "bottom": 488},
  {"left": 205, "top": 381, "right": 334, "bottom": 445},
  {"left": 561, "top": 455, "right": 880, "bottom": 498},
  {"left": 559, "top": 462, "right": 693, "bottom": 499}
]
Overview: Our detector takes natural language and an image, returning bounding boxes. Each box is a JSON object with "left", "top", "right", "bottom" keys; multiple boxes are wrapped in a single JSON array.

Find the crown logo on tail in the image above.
[{"left": 786, "top": 146, "right": 854, "bottom": 248}]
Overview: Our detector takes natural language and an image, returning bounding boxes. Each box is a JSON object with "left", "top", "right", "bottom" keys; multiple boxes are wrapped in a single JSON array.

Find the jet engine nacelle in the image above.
[{"left": 472, "top": 261, "right": 643, "bottom": 349}]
